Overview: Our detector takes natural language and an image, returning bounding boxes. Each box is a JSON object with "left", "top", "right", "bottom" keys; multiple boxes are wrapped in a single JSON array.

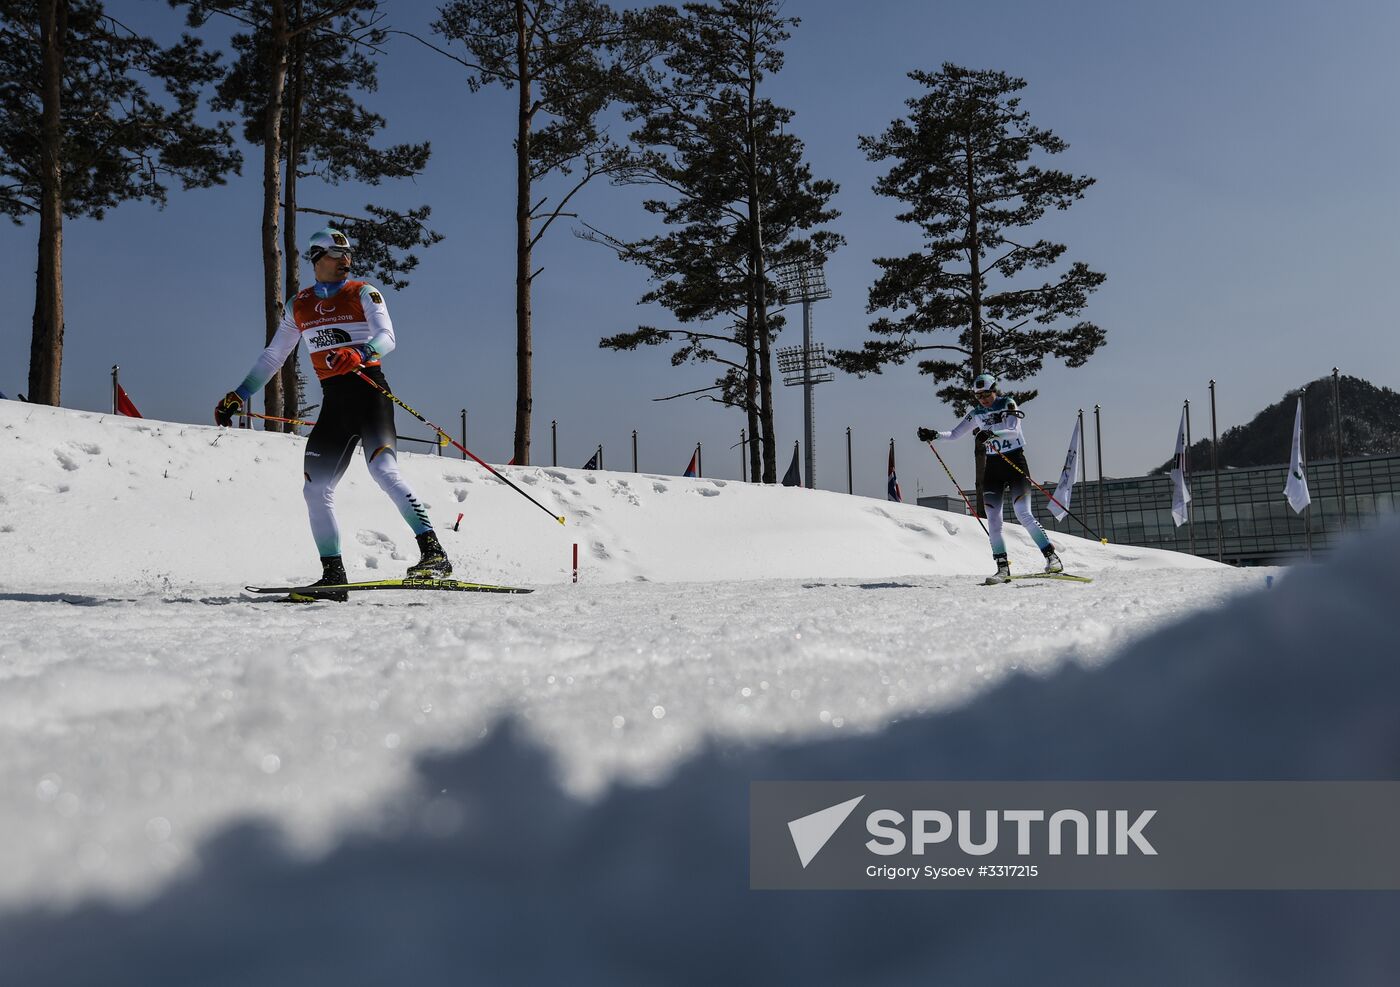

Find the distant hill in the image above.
[{"left": 1149, "top": 375, "right": 1400, "bottom": 475}]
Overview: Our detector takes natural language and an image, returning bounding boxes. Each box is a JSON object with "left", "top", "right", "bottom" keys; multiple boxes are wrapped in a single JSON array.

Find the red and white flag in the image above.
[{"left": 115, "top": 383, "right": 142, "bottom": 418}]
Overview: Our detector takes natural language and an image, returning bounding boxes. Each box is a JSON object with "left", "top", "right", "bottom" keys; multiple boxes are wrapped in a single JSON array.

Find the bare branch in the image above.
[
  {"left": 653, "top": 384, "right": 722, "bottom": 401},
  {"left": 385, "top": 28, "right": 496, "bottom": 76}
]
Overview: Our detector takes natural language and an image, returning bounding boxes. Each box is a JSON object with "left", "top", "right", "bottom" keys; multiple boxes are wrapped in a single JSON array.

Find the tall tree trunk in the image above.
[
  {"left": 29, "top": 0, "right": 66, "bottom": 406},
  {"left": 744, "top": 312, "right": 760, "bottom": 482},
  {"left": 278, "top": 10, "right": 304, "bottom": 431},
  {"left": 260, "top": 0, "right": 290, "bottom": 429},
  {"left": 965, "top": 136, "right": 986, "bottom": 515},
  {"left": 745, "top": 33, "right": 775, "bottom": 483},
  {"left": 753, "top": 245, "right": 775, "bottom": 483},
  {"left": 512, "top": 0, "right": 533, "bottom": 466}
]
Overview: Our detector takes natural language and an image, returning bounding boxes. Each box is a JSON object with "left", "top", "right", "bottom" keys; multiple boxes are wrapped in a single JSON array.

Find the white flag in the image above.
[
  {"left": 1284, "top": 397, "right": 1311, "bottom": 514},
  {"left": 1170, "top": 407, "right": 1192, "bottom": 527},
  {"left": 1050, "top": 418, "right": 1081, "bottom": 521}
]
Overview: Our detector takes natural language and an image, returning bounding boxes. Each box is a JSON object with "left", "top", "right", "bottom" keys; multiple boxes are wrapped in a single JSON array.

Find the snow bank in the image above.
[
  {"left": 0, "top": 401, "right": 1215, "bottom": 593},
  {"left": 1, "top": 506, "right": 1395, "bottom": 983}
]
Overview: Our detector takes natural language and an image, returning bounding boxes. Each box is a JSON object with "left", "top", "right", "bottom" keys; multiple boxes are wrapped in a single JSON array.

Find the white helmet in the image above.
[
  {"left": 306, "top": 227, "right": 352, "bottom": 262},
  {"left": 971, "top": 372, "right": 997, "bottom": 394}
]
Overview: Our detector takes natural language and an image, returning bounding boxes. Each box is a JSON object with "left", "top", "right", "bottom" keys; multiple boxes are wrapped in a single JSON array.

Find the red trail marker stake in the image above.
[{"left": 572, "top": 543, "right": 579, "bottom": 584}]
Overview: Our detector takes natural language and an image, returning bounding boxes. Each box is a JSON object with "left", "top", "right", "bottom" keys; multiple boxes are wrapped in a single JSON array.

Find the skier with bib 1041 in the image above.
[
  {"left": 918, "top": 372, "right": 1062, "bottom": 584},
  {"left": 213, "top": 228, "right": 452, "bottom": 601}
]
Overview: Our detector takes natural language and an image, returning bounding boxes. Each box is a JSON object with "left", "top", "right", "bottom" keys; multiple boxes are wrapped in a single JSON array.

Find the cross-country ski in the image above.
[{"left": 245, "top": 577, "right": 533, "bottom": 597}]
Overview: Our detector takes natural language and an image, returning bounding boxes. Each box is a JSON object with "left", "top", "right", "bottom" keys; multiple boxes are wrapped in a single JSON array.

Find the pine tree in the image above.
[
  {"left": 832, "top": 64, "right": 1105, "bottom": 501},
  {"left": 587, "top": 0, "right": 840, "bottom": 483},
  {"left": 1, "top": 0, "right": 239, "bottom": 405},
  {"left": 207, "top": 0, "right": 441, "bottom": 426},
  {"left": 428, "top": 0, "right": 664, "bottom": 466}
]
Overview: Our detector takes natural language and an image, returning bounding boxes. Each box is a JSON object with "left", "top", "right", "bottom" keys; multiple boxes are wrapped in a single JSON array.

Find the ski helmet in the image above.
[
  {"left": 971, "top": 372, "right": 998, "bottom": 394},
  {"left": 306, "top": 228, "right": 352, "bottom": 262}
]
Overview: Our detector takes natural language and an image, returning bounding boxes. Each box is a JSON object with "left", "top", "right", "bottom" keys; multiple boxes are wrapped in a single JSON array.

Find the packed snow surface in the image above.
[
  {"left": 0, "top": 402, "right": 1239, "bottom": 911},
  {"left": 11, "top": 403, "right": 1391, "bottom": 985}
]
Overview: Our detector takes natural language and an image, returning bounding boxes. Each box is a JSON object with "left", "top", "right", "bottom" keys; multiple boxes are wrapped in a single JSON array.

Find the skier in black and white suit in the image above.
[{"left": 918, "top": 372, "right": 1062, "bottom": 583}]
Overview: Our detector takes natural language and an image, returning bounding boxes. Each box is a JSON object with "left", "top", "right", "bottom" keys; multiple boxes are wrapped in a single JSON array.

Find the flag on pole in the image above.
[
  {"left": 115, "top": 383, "right": 142, "bottom": 418},
  {"left": 782, "top": 442, "right": 801, "bottom": 487},
  {"left": 683, "top": 449, "right": 699, "bottom": 478},
  {"left": 1050, "top": 417, "right": 1081, "bottom": 520},
  {"left": 582, "top": 448, "right": 600, "bottom": 470},
  {"left": 1284, "top": 397, "right": 1311, "bottom": 514},
  {"left": 887, "top": 439, "right": 902, "bottom": 503},
  {"left": 1170, "top": 406, "right": 1191, "bottom": 526}
]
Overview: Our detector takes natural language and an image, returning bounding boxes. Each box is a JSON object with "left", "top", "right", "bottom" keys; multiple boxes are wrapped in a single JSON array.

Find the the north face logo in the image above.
[{"left": 310, "top": 327, "right": 352, "bottom": 348}]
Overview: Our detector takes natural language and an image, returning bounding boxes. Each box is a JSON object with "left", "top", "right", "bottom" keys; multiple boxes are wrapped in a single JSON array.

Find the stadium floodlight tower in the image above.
[{"left": 774, "top": 259, "right": 834, "bottom": 489}]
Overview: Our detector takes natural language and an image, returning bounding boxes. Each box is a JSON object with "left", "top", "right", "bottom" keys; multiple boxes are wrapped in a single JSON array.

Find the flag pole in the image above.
[
  {"left": 1209, "top": 380, "right": 1223, "bottom": 562},
  {"left": 1332, "top": 368, "right": 1346, "bottom": 532},
  {"left": 1184, "top": 399, "right": 1195, "bottom": 556},
  {"left": 111, "top": 365, "right": 119, "bottom": 415},
  {"left": 1094, "top": 404, "right": 1106, "bottom": 538},
  {"left": 846, "top": 426, "right": 853, "bottom": 495},
  {"left": 1301, "top": 387, "right": 1312, "bottom": 561},
  {"left": 1077, "top": 409, "right": 1088, "bottom": 540}
]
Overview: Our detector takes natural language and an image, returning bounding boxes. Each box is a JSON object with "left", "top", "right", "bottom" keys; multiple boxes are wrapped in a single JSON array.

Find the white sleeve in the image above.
[
  {"left": 361, "top": 284, "right": 395, "bottom": 359},
  {"left": 940, "top": 411, "right": 977, "bottom": 441},
  {"left": 235, "top": 303, "right": 302, "bottom": 397}
]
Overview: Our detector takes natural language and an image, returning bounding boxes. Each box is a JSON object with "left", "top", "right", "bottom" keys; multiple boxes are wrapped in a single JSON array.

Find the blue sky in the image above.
[{"left": 4, "top": 0, "right": 1396, "bottom": 498}]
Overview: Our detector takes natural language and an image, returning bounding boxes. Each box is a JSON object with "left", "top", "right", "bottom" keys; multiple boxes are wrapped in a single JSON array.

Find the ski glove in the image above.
[
  {"left": 325, "top": 345, "right": 372, "bottom": 377},
  {"left": 972, "top": 428, "right": 991, "bottom": 444},
  {"left": 916, "top": 426, "right": 938, "bottom": 442},
  {"left": 214, "top": 391, "right": 244, "bottom": 427}
]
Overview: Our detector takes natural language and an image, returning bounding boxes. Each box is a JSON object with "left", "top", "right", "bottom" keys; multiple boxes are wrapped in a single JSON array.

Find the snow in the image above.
[
  {"left": 0, "top": 402, "right": 1215, "bottom": 591},
  {"left": 6, "top": 402, "right": 1393, "bottom": 983}
]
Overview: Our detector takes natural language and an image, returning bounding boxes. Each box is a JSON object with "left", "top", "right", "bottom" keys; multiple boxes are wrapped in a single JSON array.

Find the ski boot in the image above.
[
  {"left": 406, "top": 530, "right": 453, "bottom": 580},
  {"left": 1042, "top": 545, "right": 1064, "bottom": 574},
  {"left": 284, "top": 555, "right": 348, "bottom": 603},
  {"left": 984, "top": 553, "right": 1012, "bottom": 585}
]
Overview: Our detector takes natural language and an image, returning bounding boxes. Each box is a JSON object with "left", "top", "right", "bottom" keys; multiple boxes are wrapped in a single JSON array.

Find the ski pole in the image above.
[
  {"left": 925, "top": 441, "right": 989, "bottom": 536},
  {"left": 248, "top": 411, "right": 317, "bottom": 428},
  {"left": 354, "top": 371, "right": 566, "bottom": 526},
  {"left": 993, "top": 448, "right": 1108, "bottom": 544}
]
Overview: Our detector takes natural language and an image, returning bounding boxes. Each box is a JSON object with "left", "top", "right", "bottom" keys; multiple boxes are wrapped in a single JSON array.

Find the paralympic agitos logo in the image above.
[{"left": 788, "top": 795, "right": 1158, "bottom": 868}]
